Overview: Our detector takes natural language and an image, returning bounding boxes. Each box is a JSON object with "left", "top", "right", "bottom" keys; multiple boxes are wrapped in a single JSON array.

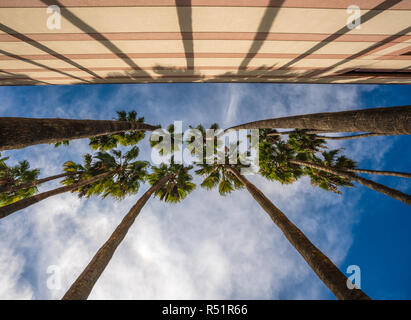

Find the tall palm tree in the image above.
[
  {"left": 227, "top": 105, "right": 411, "bottom": 135},
  {"left": 0, "top": 154, "right": 39, "bottom": 206},
  {"left": 265, "top": 130, "right": 411, "bottom": 179},
  {"left": 0, "top": 153, "right": 110, "bottom": 219},
  {"left": 62, "top": 162, "right": 195, "bottom": 300},
  {"left": 301, "top": 151, "right": 355, "bottom": 194},
  {"left": 224, "top": 165, "right": 370, "bottom": 300},
  {"left": 260, "top": 129, "right": 339, "bottom": 192},
  {"left": 266, "top": 130, "right": 411, "bottom": 194},
  {"left": 1, "top": 172, "right": 76, "bottom": 195},
  {"left": 0, "top": 171, "right": 112, "bottom": 220},
  {"left": 195, "top": 151, "right": 369, "bottom": 299},
  {"left": 0, "top": 145, "right": 152, "bottom": 219},
  {"left": 194, "top": 127, "right": 370, "bottom": 299},
  {"left": 283, "top": 131, "right": 411, "bottom": 204},
  {"left": 292, "top": 132, "right": 411, "bottom": 178},
  {"left": 289, "top": 159, "right": 411, "bottom": 206},
  {"left": 0, "top": 113, "right": 159, "bottom": 151}
]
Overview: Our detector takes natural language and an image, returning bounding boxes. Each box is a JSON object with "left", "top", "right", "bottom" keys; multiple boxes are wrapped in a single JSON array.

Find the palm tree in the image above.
[
  {"left": 265, "top": 130, "right": 411, "bottom": 179},
  {"left": 0, "top": 153, "right": 110, "bottom": 219},
  {"left": 1, "top": 172, "right": 76, "bottom": 195},
  {"left": 62, "top": 162, "right": 195, "bottom": 300},
  {"left": 224, "top": 165, "right": 371, "bottom": 300},
  {"left": 290, "top": 159, "right": 411, "bottom": 206},
  {"left": 0, "top": 154, "right": 39, "bottom": 206},
  {"left": 302, "top": 151, "right": 355, "bottom": 194},
  {"left": 0, "top": 171, "right": 112, "bottom": 220},
  {"left": 281, "top": 131, "right": 411, "bottom": 204},
  {"left": 0, "top": 113, "right": 160, "bottom": 151},
  {"left": 264, "top": 130, "right": 411, "bottom": 199},
  {"left": 227, "top": 105, "right": 411, "bottom": 135},
  {"left": 193, "top": 127, "right": 370, "bottom": 299},
  {"left": 195, "top": 147, "right": 370, "bottom": 299}
]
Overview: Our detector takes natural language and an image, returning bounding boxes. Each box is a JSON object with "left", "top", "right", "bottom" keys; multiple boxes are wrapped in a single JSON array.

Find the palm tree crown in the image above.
[
  {"left": 148, "top": 162, "right": 195, "bottom": 203},
  {"left": 0, "top": 154, "right": 39, "bottom": 206},
  {"left": 62, "top": 146, "right": 148, "bottom": 200},
  {"left": 89, "top": 111, "right": 147, "bottom": 151}
]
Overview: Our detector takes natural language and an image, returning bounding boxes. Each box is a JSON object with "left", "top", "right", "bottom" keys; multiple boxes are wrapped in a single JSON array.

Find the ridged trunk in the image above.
[
  {"left": 62, "top": 175, "right": 171, "bottom": 300},
  {"left": 315, "top": 133, "right": 385, "bottom": 140},
  {"left": 267, "top": 131, "right": 386, "bottom": 140},
  {"left": 0, "top": 172, "right": 76, "bottom": 194},
  {"left": 344, "top": 168, "right": 411, "bottom": 179},
  {"left": 0, "top": 118, "right": 160, "bottom": 151},
  {"left": 227, "top": 166, "right": 370, "bottom": 300},
  {"left": 0, "top": 171, "right": 112, "bottom": 219},
  {"left": 289, "top": 160, "right": 411, "bottom": 206},
  {"left": 228, "top": 106, "right": 411, "bottom": 135},
  {"left": 267, "top": 130, "right": 324, "bottom": 136}
]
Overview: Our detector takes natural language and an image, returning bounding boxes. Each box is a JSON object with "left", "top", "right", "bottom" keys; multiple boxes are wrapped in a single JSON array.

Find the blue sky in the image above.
[{"left": 0, "top": 82, "right": 410, "bottom": 300}]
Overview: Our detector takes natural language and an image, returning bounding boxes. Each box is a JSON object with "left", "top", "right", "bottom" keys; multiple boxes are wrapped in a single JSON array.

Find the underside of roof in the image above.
[{"left": 0, "top": 0, "right": 410, "bottom": 85}]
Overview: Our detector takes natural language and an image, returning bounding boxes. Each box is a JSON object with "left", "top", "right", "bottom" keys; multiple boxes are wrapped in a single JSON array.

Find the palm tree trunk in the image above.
[
  {"left": 267, "top": 131, "right": 387, "bottom": 140},
  {"left": 228, "top": 166, "right": 370, "bottom": 299},
  {"left": 290, "top": 160, "right": 411, "bottom": 206},
  {"left": 62, "top": 175, "right": 171, "bottom": 300},
  {"left": 267, "top": 129, "right": 334, "bottom": 137},
  {"left": 228, "top": 105, "right": 411, "bottom": 135},
  {"left": 344, "top": 168, "right": 411, "bottom": 179},
  {"left": 315, "top": 133, "right": 386, "bottom": 140},
  {"left": 0, "top": 172, "right": 76, "bottom": 194},
  {"left": 0, "top": 118, "right": 160, "bottom": 151},
  {"left": 227, "top": 166, "right": 370, "bottom": 300},
  {"left": 0, "top": 171, "right": 113, "bottom": 219}
]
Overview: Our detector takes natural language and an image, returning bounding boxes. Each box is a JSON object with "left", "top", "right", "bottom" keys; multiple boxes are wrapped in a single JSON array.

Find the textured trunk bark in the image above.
[
  {"left": 290, "top": 160, "right": 411, "bottom": 206},
  {"left": 227, "top": 166, "right": 370, "bottom": 300},
  {"left": 62, "top": 175, "right": 171, "bottom": 300},
  {"left": 0, "top": 118, "right": 160, "bottom": 151},
  {"left": 0, "top": 171, "right": 113, "bottom": 219},
  {"left": 267, "top": 129, "right": 331, "bottom": 137},
  {"left": 228, "top": 106, "right": 411, "bottom": 134},
  {"left": 344, "top": 168, "right": 411, "bottom": 179},
  {"left": 0, "top": 172, "right": 76, "bottom": 194},
  {"left": 315, "top": 133, "right": 385, "bottom": 140}
]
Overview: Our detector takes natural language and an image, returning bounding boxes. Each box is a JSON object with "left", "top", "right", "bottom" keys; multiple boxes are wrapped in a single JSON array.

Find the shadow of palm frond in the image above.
[
  {"left": 0, "top": 71, "right": 50, "bottom": 86},
  {"left": 203, "top": 64, "right": 305, "bottom": 82},
  {"left": 40, "top": 0, "right": 152, "bottom": 80},
  {"left": 239, "top": 0, "right": 285, "bottom": 70},
  {"left": 281, "top": 0, "right": 403, "bottom": 70},
  {"left": 72, "top": 66, "right": 205, "bottom": 85},
  {"left": 152, "top": 65, "right": 205, "bottom": 82}
]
